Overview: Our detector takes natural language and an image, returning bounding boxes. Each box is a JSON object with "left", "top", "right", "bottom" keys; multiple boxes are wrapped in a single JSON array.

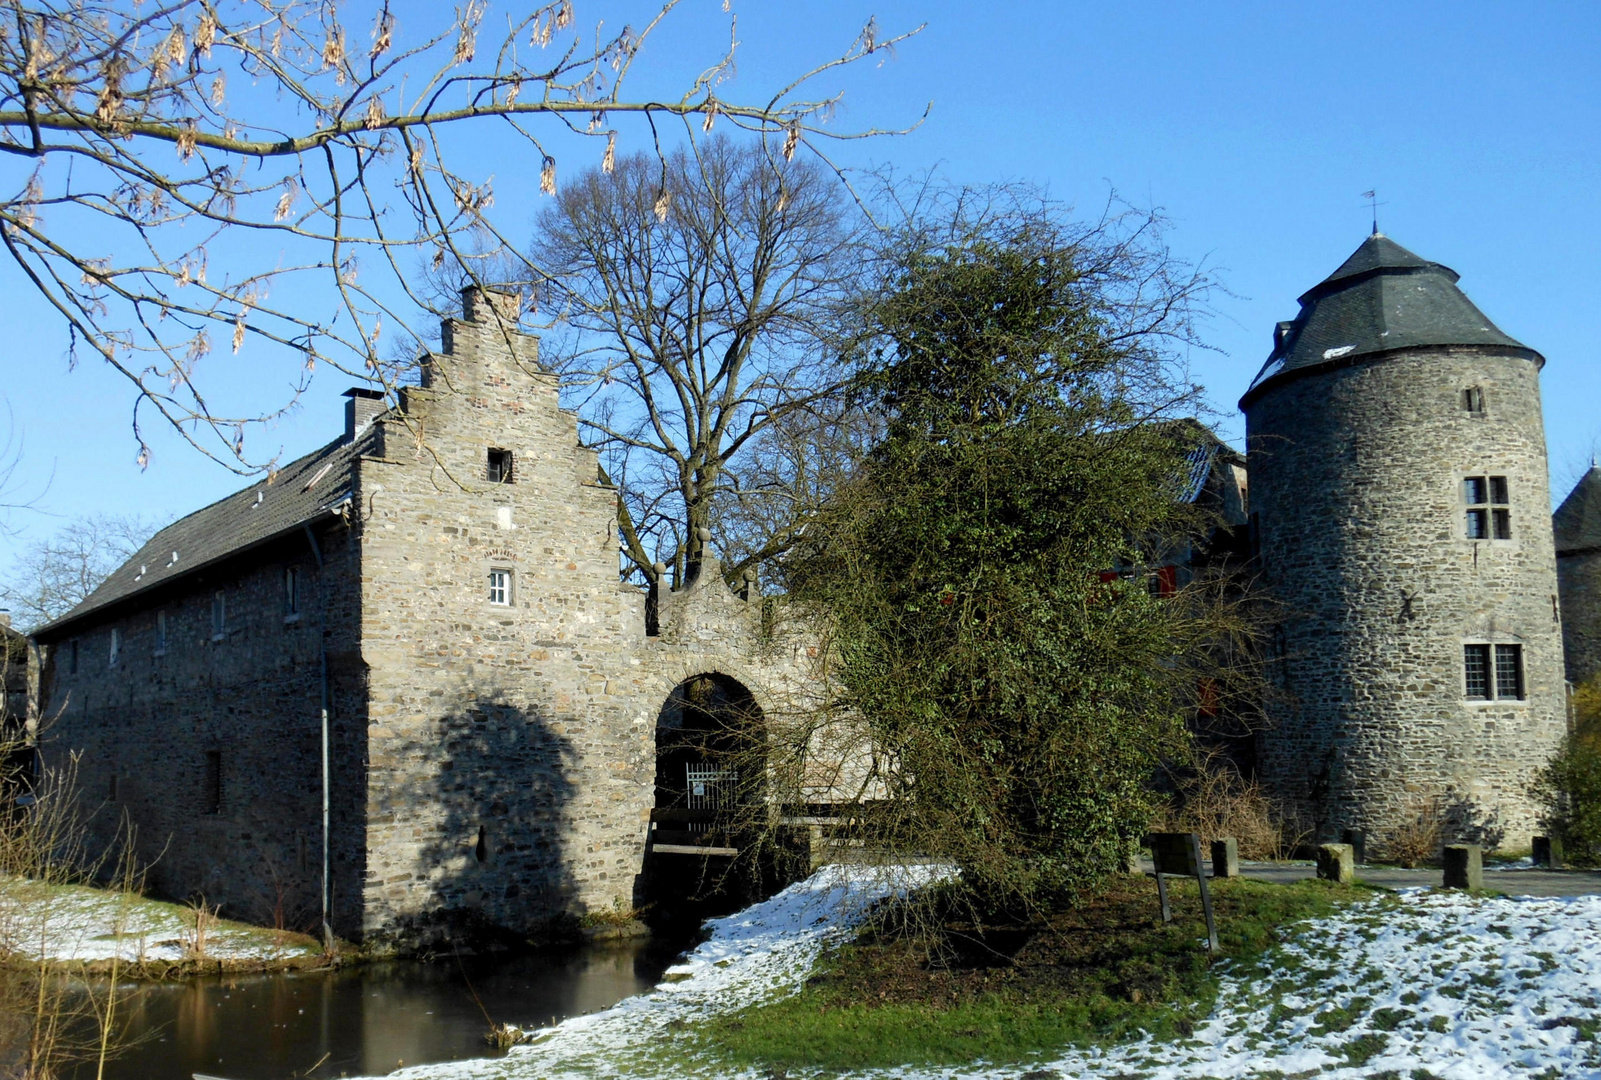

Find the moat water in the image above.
[{"left": 62, "top": 936, "right": 681, "bottom": 1080}]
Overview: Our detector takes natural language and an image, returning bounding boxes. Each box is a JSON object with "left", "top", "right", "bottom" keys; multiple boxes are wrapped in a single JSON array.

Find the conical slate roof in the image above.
[
  {"left": 1240, "top": 233, "right": 1540, "bottom": 408},
  {"left": 1555, "top": 464, "right": 1601, "bottom": 555}
]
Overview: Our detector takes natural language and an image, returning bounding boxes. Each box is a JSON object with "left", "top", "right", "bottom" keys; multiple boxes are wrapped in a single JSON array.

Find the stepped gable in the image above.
[
  {"left": 1240, "top": 232, "right": 1539, "bottom": 408},
  {"left": 38, "top": 424, "right": 379, "bottom": 636},
  {"left": 1556, "top": 465, "right": 1601, "bottom": 556}
]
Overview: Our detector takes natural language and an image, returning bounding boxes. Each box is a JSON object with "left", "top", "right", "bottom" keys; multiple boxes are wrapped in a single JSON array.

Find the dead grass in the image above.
[
  {"left": 1385, "top": 798, "right": 1445, "bottom": 868},
  {"left": 1158, "top": 750, "right": 1304, "bottom": 859}
]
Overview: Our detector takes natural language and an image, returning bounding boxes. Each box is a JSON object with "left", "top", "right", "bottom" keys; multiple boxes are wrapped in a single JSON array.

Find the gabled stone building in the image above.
[{"left": 31, "top": 289, "right": 817, "bottom": 943}]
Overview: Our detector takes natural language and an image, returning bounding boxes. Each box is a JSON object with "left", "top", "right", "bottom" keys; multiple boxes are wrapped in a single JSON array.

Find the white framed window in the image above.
[
  {"left": 108, "top": 628, "right": 121, "bottom": 667},
  {"left": 284, "top": 566, "right": 301, "bottom": 618},
  {"left": 488, "top": 567, "right": 513, "bottom": 606},
  {"left": 211, "top": 591, "right": 227, "bottom": 640}
]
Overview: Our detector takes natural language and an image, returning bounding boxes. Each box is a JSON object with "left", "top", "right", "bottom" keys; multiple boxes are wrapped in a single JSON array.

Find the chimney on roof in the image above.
[{"left": 343, "top": 387, "right": 386, "bottom": 442}]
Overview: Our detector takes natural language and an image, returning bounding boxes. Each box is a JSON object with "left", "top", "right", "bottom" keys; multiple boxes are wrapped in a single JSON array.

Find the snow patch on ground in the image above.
[
  {"left": 0, "top": 879, "right": 319, "bottom": 964},
  {"left": 378, "top": 873, "right": 1601, "bottom": 1080}
]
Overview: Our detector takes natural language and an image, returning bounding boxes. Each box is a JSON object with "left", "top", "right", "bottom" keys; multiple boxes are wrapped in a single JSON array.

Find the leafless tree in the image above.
[
  {"left": 0, "top": 514, "right": 154, "bottom": 628},
  {"left": 533, "top": 135, "right": 867, "bottom": 587},
  {"left": 0, "top": 0, "right": 921, "bottom": 475}
]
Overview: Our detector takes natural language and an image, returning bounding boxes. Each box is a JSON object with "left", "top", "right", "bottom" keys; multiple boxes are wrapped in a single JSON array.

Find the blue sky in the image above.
[{"left": 2, "top": 0, "right": 1598, "bottom": 564}]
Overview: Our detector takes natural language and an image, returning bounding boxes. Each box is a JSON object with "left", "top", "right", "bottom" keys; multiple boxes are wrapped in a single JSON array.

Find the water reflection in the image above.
[{"left": 72, "top": 939, "right": 674, "bottom": 1080}]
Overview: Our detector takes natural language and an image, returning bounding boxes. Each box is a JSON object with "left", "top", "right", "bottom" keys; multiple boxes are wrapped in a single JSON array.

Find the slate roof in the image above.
[
  {"left": 1555, "top": 465, "right": 1601, "bottom": 556},
  {"left": 1240, "top": 233, "right": 1539, "bottom": 409},
  {"left": 35, "top": 427, "right": 377, "bottom": 639}
]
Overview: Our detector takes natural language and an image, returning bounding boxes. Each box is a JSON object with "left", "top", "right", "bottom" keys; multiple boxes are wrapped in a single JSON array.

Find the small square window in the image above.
[
  {"left": 1466, "top": 509, "right": 1488, "bottom": 539},
  {"left": 1463, "top": 476, "right": 1487, "bottom": 505},
  {"left": 1463, "top": 386, "right": 1485, "bottom": 413},
  {"left": 1493, "top": 508, "right": 1512, "bottom": 540},
  {"left": 202, "top": 751, "right": 222, "bottom": 815},
  {"left": 488, "top": 567, "right": 512, "bottom": 606},
  {"left": 487, "top": 448, "right": 514, "bottom": 484},
  {"left": 284, "top": 566, "right": 301, "bottom": 616}
]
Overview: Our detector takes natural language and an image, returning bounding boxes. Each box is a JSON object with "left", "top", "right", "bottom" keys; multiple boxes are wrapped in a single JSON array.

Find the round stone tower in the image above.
[{"left": 1242, "top": 232, "right": 1565, "bottom": 854}]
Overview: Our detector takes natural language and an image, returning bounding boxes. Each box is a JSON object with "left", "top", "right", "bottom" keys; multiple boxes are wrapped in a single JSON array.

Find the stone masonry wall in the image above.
[
  {"left": 1248, "top": 347, "right": 1565, "bottom": 852},
  {"left": 35, "top": 526, "right": 367, "bottom": 930},
  {"left": 353, "top": 292, "right": 811, "bottom": 943}
]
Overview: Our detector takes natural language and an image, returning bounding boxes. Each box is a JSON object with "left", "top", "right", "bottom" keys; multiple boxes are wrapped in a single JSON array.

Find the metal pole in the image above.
[{"left": 304, "top": 524, "right": 333, "bottom": 949}]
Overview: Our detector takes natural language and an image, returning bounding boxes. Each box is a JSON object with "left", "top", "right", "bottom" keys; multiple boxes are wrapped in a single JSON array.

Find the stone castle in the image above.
[
  {"left": 19, "top": 233, "right": 1599, "bottom": 937},
  {"left": 29, "top": 289, "right": 824, "bottom": 943}
]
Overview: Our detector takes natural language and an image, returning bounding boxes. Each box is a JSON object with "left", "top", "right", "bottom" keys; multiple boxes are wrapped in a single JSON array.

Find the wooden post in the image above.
[
  {"left": 1155, "top": 865, "right": 1171, "bottom": 923},
  {"left": 1189, "top": 833, "right": 1219, "bottom": 953}
]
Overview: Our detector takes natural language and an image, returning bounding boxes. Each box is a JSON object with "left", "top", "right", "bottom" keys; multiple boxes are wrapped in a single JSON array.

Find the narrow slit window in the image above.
[
  {"left": 488, "top": 567, "right": 512, "bottom": 606},
  {"left": 284, "top": 566, "right": 301, "bottom": 616},
  {"left": 202, "top": 751, "right": 222, "bottom": 815},
  {"left": 1464, "top": 644, "right": 1491, "bottom": 700},
  {"left": 1463, "top": 386, "right": 1485, "bottom": 413},
  {"left": 211, "top": 591, "right": 227, "bottom": 639},
  {"left": 108, "top": 628, "right": 121, "bottom": 667},
  {"left": 155, "top": 611, "right": 168, "bottom": 654},
  {"left": 69, "top": 640, "right": 79, "bottom": 674},
  {"left": 487, "top": 448, "right": 514, "bottom": 484},
  {"left": 1494, "top": 644, "right": 1524, "bottom": 700}
]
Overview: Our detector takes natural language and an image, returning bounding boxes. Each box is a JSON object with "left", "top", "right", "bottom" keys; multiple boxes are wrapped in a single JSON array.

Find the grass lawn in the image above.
[{"left": 700, "top": 874, "right": 1380, "bottom": 1072}]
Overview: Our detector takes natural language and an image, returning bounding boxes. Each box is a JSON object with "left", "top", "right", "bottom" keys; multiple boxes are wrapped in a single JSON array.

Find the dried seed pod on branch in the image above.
[{"left": 0, "top": 0, "right": 922, "bottom": 475}]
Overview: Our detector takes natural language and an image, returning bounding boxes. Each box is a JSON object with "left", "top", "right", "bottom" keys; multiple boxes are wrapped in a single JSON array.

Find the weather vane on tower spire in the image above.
[{"left": 1361, "top": 190, "right": 1385, "bottom": 236}]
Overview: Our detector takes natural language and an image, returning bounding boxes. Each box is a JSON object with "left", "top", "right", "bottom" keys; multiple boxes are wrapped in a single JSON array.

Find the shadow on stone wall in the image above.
[{"left": 369, "top": 693, "right": 580, "bottom": 953}]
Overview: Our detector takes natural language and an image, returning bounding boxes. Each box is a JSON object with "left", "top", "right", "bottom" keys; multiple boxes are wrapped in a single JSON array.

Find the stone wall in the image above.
[
  {"left": 34, "top": 525, "right": 365, "bottom": 929},
  {"left": 351, "top": 293, "right": 812, "bottom": 944},
  {"left": 1247, "top": 346, "right": 1566, "bottom": 852}
]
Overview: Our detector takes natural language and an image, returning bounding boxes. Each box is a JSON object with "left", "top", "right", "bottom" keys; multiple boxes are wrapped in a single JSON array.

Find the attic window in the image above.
[
  {"left": 1463, "top": 386, "right": 1485, "bottom": 414},
  {"left": 487, "top": 448, "right": 514, "bottom": 484}
]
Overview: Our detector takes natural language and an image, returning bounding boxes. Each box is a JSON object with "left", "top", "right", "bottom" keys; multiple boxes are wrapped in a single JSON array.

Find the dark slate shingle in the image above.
[
  {"left": 35, "top": 427, "right": 376, "bottom": 639},
  {"left": 1556, "top": 465, "right": 1601, "bottom": 556},
  {"left": 1241, "top": 233, "right": 1538, "bottom": 408}
]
